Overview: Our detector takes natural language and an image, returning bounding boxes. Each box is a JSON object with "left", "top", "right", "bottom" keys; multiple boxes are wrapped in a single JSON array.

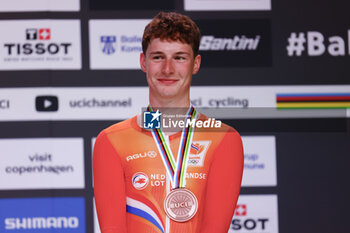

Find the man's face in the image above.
[{"left": 140, "top": 38, "right": 201, "bottom": 102}]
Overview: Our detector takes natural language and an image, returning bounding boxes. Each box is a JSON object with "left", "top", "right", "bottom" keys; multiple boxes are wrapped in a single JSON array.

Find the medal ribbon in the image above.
[{"left": 148, "top": 105, "right": 197, "bottom": 189}]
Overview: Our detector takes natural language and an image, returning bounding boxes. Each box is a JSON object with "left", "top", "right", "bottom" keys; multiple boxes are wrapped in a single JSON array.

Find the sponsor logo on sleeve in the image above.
[{"left": 126, "top": 151, "right": 157, "bottom": 162}]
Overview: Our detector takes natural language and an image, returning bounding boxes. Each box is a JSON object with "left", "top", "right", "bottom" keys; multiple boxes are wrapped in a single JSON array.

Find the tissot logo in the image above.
[
  {"left": 39, "top": 28, "right": 51, "bottom": 40},
  {"left": 232, "top": 204, "right": 269, "bottom": 231},
  {"left": 197, "top": 19, "right": 271, "bottom": 67},
  {"left": 229, "top": 195, "right": 278, "bottom": 233},
  {"left": 36, "top": 96, "right": 59, "bottom": 112},
  {"left": 26, "top": 29, "right": 38, "bottom": 40},
  {"left": 235, "top": 204, "right": 247, "bottom": 216},
  {"left": 4, "top": 28, "right": 71, "bottom": 56},
  {"left": 26, "top": 28, "right": 51, "bottom": 40},
  {"left": 0, "top": 20, "right": 81, "bottom": 70}
]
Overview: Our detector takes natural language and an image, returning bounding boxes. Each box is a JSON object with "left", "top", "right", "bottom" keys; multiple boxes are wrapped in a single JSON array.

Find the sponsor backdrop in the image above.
[{"left": 0, "top": 1, "right": 349, "bottom": 233}]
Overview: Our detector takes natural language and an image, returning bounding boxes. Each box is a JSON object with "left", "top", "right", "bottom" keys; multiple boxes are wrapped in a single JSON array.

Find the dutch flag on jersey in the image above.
[
  {"left": 126, "top": 196, "right": 165, "bottom": 233},
  {"left": 191, "top": 143, "right": 200, "bottom": 152}
]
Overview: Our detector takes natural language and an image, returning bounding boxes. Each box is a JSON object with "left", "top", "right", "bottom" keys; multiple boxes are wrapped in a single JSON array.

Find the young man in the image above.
[{"left": 93, "top": 12, "right": 243, "bottom": 233}]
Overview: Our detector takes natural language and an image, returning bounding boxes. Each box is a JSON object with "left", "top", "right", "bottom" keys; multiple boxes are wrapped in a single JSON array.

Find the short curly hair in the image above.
[{"left": 142, "top": 12, "right": 201, "bottom": 57}]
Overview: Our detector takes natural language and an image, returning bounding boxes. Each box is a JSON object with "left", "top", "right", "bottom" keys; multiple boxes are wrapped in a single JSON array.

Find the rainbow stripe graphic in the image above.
[
  {"left": 276, "top": 93, "right": 350, "bottom": 109},
  {"left": 126, "top": 196, "right": 165, "bottom": 233},
  {"left": 152, "top": 128, "right": 176, "bottom": 179}
]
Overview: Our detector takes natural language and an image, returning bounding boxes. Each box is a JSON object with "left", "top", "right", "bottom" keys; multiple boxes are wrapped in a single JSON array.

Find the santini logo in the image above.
[
  {"left": 5, "top": 217, "right": 79, "bottom": 229},
  {"left": 200, "top": 35, "right": 260, "bottom": 51}
]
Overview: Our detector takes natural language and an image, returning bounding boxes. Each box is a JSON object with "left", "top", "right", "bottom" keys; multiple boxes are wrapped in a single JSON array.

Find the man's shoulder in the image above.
[
  {"left": 102, "top": 116, "right": 137, "bottom": 135},
  {"left": 198, "top": 113, "right": 238, "bottom": 134}
]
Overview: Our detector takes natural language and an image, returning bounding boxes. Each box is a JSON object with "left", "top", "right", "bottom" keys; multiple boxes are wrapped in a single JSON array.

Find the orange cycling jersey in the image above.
[{"left": 93, "top": 115, "right": 243, "bottom": 233}]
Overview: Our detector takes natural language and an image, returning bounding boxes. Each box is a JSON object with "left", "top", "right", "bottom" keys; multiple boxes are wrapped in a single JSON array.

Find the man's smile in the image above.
[{"left": 157, "top": 78, "right": 179, "bottom": 85}]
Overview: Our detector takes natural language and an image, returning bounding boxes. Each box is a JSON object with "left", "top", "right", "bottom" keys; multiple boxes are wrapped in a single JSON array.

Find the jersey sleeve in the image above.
[
  {"left": 93, "top": 131, "right": 127, "bottom": 233},
  {"left": 199, "top": 130, "right": 244, "bottom": 233}
]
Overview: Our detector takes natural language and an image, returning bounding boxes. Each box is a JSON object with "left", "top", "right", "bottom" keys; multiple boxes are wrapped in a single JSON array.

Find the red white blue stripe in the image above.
[{"left": 126, "top": 196, "right": 165, "bottom": 233}]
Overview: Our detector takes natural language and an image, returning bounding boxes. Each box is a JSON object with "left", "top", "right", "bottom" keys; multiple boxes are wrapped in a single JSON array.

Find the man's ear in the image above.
[
  {"left": 140, "top": 52, "right": 146, "bottom": 72},
  {"left": 192, "top": 54, "right": 201, "bottom": 75}
]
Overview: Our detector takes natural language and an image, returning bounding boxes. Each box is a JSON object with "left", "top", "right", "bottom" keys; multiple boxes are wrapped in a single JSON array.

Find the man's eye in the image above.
[
  {"left": 152, "top": 56, "right": 163, "bottom": 60},
  {"left": 175, "top": 56, "right": 186, "bottom": 61}
]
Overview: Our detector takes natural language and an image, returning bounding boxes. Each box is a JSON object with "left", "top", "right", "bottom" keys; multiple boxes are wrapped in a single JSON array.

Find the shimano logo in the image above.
[
  {"left": 5, "top": 217, "right": 79, "bottom": 229},
  {"left": 200, "top": 35, "right": 260, "bottom": 51}
]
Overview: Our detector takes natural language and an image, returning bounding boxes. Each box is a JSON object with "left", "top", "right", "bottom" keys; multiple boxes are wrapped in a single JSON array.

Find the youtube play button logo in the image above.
[{"left": 35, "top": 96, "right": 59, "bottom": 112}]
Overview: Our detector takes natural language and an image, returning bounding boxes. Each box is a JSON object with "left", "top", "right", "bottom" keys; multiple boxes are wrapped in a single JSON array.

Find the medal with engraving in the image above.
[
  {"left": 148, "top": 105, "right": 198, "bottom": 222},
  {"left": 164, "top": 188, "right": 198, "bottom": 222}
]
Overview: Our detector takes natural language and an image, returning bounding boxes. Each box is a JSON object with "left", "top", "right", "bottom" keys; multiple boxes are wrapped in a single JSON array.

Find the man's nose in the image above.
[{"left": 162, "top": 58, "right": 174, "bottom": 75}]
